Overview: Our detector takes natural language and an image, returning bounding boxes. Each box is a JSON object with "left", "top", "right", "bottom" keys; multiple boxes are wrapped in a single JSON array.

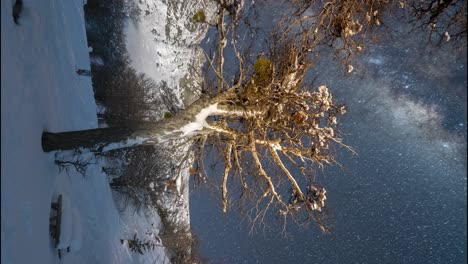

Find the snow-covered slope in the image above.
[
  {"left": 1, "top": 0, "right": 167, "bottom": 263},
  {"left": 125, "top": 0, "right": 216, "bottom": 107}
]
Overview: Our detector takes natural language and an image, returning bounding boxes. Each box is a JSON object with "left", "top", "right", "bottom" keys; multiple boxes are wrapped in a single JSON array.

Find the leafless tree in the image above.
[
  {"left": 108, "top": 145, "right": 170, "bottom": 213},
  {"left": 408, "top": 0, "right": 467, "bottom": 47},
  {"left": 54, "top": 150, "right": 94, "bottom": 177},
  {"left": 42, "top": 0, "right": 465, "bottom": 232}
]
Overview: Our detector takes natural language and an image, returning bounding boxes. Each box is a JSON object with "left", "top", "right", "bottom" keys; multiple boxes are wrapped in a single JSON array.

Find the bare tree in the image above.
[
  {"left": 54, "top": 150, "right": 94, "bottom": 177},
  {"left": 42, "top": 0, "right": 465, "bottom": 231},
  {"left": 107, "top": 145, "right": 172, "bottom": 212},
  {"left": 282, "top": 0, "right": 467, "bottom": 67},
  {"left": 99, "top": 65, "right": 161, "bottom": 126},
  {"left": 44, "top": 41, "right": 348, "bottom": 234},
  {"left": 408, "top": 0, "right": 467, "bottom": 46}
]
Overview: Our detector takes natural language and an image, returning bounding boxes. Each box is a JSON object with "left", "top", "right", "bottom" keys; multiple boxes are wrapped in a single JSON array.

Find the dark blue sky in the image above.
[{"left": 189, "top": 3, "right": 467, "bottom": 263}]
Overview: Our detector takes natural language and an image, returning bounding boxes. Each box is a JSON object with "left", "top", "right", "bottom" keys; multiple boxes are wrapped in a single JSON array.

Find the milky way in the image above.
[{"left": 189, "top": 8, "right": 467, "bottom": 264}]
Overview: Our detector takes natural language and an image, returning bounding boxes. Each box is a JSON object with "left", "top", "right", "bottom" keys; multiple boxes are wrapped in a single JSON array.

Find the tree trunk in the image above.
[
  {"left": 41, "top": 94, "right": 235, "bottom": 152},
  {"left": 42, "top": 124, "right": 157, "bottom": 152}
]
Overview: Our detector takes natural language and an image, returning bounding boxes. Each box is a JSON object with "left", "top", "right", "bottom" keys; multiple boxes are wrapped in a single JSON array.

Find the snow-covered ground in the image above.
[{"left": 1, "top": 1, "right": 167, "bottom": 263}]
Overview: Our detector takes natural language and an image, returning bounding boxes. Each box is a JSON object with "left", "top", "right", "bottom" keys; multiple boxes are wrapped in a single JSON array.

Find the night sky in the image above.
[{"left": 190, "top": 4, "right": 467, "bottom": 263}]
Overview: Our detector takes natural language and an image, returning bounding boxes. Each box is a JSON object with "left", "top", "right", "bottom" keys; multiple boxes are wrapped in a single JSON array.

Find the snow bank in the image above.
[
  {"left": 57, "top": 195, "right": 73, "bottom": 250},
  {"left": 54, "top": 200, "right": 83, "bottom": 252}
]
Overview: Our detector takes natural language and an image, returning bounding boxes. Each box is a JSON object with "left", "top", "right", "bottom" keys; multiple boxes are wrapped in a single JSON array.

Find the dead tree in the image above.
[
  {"left": 40, "top": 0, "right": 465, "bottom": 232},
  {"left": 43, "top": 29, "right": 350, "bottom": 232}
]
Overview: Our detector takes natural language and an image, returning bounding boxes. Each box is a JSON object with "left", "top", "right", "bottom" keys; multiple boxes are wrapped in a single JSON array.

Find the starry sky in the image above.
[{"left": 189, "top": 3, "right": 467, "bottom": 263}]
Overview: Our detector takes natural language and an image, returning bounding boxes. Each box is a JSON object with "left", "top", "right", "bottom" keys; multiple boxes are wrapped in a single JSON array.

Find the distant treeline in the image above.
[{"left": 84, "top": 0, "right": 159, "bottom": 126}]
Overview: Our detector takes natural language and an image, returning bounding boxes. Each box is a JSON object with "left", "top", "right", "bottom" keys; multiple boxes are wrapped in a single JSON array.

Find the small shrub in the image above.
[
  {"left": 121, "top": 233, "right": 159, "bottom": 255},
  {"left": 253, "top": 57, "right": 272, "bottom": 86},
  {"left": 164, "top": 112, "right": 173, "bottom": 119},
  {"left": 192, "top": 10, "right": 206, "bottom": 23}
]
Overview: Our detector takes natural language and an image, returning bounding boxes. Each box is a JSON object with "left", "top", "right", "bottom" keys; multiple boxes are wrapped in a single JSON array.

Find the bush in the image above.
[
  {"left": 164, "top": 112, "right": 173, "bottom": 119},
  {"left": 192, "top": 10, "right": 206, "bottom": 23},
  {"left": 121, "top": 233, "right": 159, "bottom": 255},
  {"left": 108, "top": 145, "right": 168, "bottom": 212},
  {"left": 253, "top": 57, "right": 272, "bottom": 86}
]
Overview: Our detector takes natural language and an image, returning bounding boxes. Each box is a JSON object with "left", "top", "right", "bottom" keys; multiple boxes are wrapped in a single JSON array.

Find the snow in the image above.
[
  {"left": 101, "top": 136, "right": 148, "bottom": 152},
  {"left": 57, "top": 195, "right": 73, "bottom": 250},
  {"left": 271, "top": 143, "right": 282, "bottom": 151},
  {"left": 122, "top": 1, "right": 218, "bottom": 244},
  {"left": 90, "top": 55, "right": 104, "bottom": 66},
  {"left": 96, "top": 102, "right": 106, "bottom": 116},
  {"left": 176, "top": 174, "right": 183, "bottom": 194},
  {"left": 69, "top": 208, "right": 82, "bottom": 252},
  {"left": 55, "top": 203, "right": 82, "bottom": 252},
  {"left": 124, "top": 0, "right": 216, "bottom": 107},
  {"left": 1, "top": 0, "right": 167, "bottom": 263},
  {"left": 178, "top": 103, "right": 223, "bottom": 136}
]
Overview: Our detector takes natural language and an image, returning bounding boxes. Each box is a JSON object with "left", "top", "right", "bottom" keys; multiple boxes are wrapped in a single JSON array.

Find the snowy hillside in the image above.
[
  {"left": 125, "top": 0, "right": 216, "bottom": 107},
  {"left": 1, "top": 0, "right": 168, "bottom": 263}
]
